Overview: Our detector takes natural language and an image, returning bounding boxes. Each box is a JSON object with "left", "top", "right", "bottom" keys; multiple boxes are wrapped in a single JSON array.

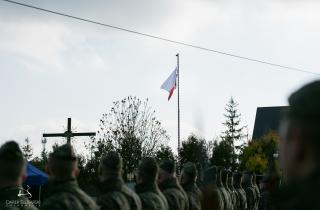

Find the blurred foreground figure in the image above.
[
  {"left": 252, "top": 174, "right": 260, "bottom": 210},
  {"left": 41, "top": 144, "right": 98, "bottom": 210},
  {"left": 258, "top": 175, "right": 274, "bottom": 210},
  {"left": 217, "top": 167, "right": 232, "bottom": 210},
  {"left": 201, "top": 166, "right": 224, "bottom": 210},
  {"left": 242, "top": 172, "right": 256, "bottom": 210},
  {"left": 97, "top": 151, "right": 142, "bottom": 210},
  {"left": 0, "top": 141, "right": 38, "bottom": 210},
  {"left": 158, "top": 160, "right": 189, "bottom": 210},
  {"left": 221, "top": 169, "right": 235, "bottom": 210},
  {"left": 274, "top": 80, "right": 320, "bottom": 210},
  {"left": 180, "top": 162, "right": 202, "bottom": 210},
  {"left": 135, "top": 157, "right": 168, "bottom": 210},
  {"left": 233, "top": 172, "right": 247, "bottom": 210},
  {"left": 227, "top": 171, "right": 237, "bottom": 210}
]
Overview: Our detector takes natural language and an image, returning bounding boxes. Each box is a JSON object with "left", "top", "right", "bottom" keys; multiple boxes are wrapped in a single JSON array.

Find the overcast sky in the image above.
[{"left": 0, "top": 0, "right": 319, "bottom": 157}]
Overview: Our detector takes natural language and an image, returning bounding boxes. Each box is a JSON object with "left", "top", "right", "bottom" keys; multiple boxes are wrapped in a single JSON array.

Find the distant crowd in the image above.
[{"left": 1, "top": 80, "right": 320, "bottom": 210}]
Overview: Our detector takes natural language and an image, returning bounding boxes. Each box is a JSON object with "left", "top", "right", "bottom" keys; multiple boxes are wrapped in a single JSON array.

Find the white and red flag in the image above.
[{"left": 161, "top": 67, "right": 178, "bottom": 100}]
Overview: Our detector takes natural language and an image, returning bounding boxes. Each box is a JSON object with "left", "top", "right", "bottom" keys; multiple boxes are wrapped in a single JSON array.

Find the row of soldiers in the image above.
[
  {"left": 0, "top": 140, "right": 261, "bottom": 210},
  {"left": 2, "top": 80, "right": 320, "bottom": 210},
  {"left": 201, "top": 166, "right": 261, "bottom": 210}
]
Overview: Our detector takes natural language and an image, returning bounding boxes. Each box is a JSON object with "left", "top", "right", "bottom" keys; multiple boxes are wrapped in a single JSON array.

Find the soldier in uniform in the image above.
[
  {"left": 242, "top": 172, "right": 256, "bottom": 210},
  {"left": 135, "top": 157, "right": 168, "bottom": 210},
  {"left": 258, "top": 175, "right": 272, "bottom": 210},
  {"left": 40, "top": 143, "right": 98, "bottom": 210},
  {"left": 221, "top": 169, "right": 234, "bottom": 210},
  {"left": 201, "top": 166, "right": 224, "bottom": 210},
  {"left": 233, "top": 172, "right": 247, "bottom": 210},
  {"left": 97, "top": 151, "right": 142, "bottom": 210},
  {"left": 217, "top": 167, "right": 232, "bottom": 210},
  {"left": 180, "top": 162, "right": 202, "bottom": 210},
  {"left": 252, "top": 173, "right": 260, "bottom": 210},
  {"left": 273, "top": 80, "right": 320, "bottom": 210},
  {"left": 158, "top": 160, "right": 189, "bottom": 210},
  {"left": 0, "top": 141, "right": 38, "bottom": 210},
  {"left": 227, "top": 171, "right": 237, "bottom": 210}
]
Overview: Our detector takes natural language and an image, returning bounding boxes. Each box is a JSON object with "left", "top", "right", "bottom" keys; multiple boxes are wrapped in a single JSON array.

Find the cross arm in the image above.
[
  {"left": 73, "top": 132, "right": 96, "bottom": 137},
  {"left": 43, "top": 133, "right": 65, "bottom": 137}
]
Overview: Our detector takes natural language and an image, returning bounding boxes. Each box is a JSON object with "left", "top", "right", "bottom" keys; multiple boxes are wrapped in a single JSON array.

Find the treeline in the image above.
[{"left": 22, "top": 96, "right": 279, "bottom": 189}]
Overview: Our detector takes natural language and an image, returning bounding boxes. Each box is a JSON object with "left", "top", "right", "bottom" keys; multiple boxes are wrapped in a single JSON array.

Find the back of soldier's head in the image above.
[
  {"left": 233, "top": 172, "right": 243, "bottom": 187},
  {"left": 280, "top": 81, "right": 320, "bottom": 180},
  {"left": 0, "top": 141, "right": 25, "bottom": 183},
  {"left": 182, "top": 162, "right": 198, "bottom": 182},
  {"left": 48, "top": 143, "right": 78, "bottom": 179},
  {"left": 203, "top": 166, "right": 217, "bottom": 186},
  {"left": 138, "top": 157, "right": 158, "bottom": 183},
  {"left": 284, "top": 80, "right": 320, "bottom": 155},
  {"left": 221, "top": 169, "right": 229, "bottom": 183},
  {"left": 243, "top": 171, "right": 253, "bottom": 186},
  {"left": 100, "top": 151, "right": 123, "bottom": 177},
  {"left": 252, "top": 172, "right": 257, "bottom": 183},
  {"left": 159, "top": 159, "right": 176, "bottom": 175}
]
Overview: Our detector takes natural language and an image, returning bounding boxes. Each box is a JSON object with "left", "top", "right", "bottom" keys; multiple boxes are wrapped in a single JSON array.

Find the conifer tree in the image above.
[{"left": 22, "top": 137, "right": 33, "bottom": 161}]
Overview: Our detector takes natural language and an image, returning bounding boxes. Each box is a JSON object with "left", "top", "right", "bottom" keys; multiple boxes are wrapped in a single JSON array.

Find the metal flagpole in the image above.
[{"left": 176, "top": 53, "right": 180, "bottom": 155}]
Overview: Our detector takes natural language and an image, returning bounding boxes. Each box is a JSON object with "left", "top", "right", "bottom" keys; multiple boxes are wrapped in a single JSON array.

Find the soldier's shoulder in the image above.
[
  {"left": 121, "top": 185, "right": 139, "bottom": 198},
  {"left": 42, "top": 190, "right": 98, "bottom": 210},
  {"left": 163, "top": 187, "right": 187, "bottom": 202},
  {"left": 163, "top": 187, "right": 181, "bottom": 196},
  {"left": 97, "top": 191, "right": 131, "bottom": 210},
  {"left": 121, "top": 185, "right": 142, "bottom": 205},
  {"left": 139, "top": 192, "right": 167, "bottom": 210}
]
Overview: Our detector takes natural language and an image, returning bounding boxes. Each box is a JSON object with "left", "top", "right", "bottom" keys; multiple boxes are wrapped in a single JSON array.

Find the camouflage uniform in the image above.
[
  {"left": 40, "top": 179, "right": 99, "bottom": 210},
  {"left": 252, "top": 183, "right": 260, "bottom": 210},
  {"left": 40, "top": 144, "right": 99, "bottom": 210},
  {"left": 182, "top": 182, "right": 202, "bottom": 210},
  {"left": 0, "top": 186, "right": 38, "bottom": 210},
  {"left": 201, "top": 166, "right": 224, "bottom": 210},
  {"left": 0, "top": 141, "right": 38, "bottom": 210},
  {"left": 234, "top": 186, "right": 247, "bottom": 210},
  {"left": 181, "top": 162, "right": 202, "bottom": 210},
  {"left": 97, "top": 177, "right": 142, "bottom": 210},
  {"left": 227, "top": 183, "right": 237, "bottom": 210},
  {"left": 135, "top": 182, "right": 168, "bottom": 210},
  {"left": 159, "top": 177, "right": 189, "bottom": 210},
  {"left": 242, "top": 173, "right": 256, "bottom": 210},
  {"left": 217, "top": 168, "right": 232, "bottom": 210},
  {"left": 233, "top": 172, "right": 247, "bottom": 210},
  {"left": 201, "top": 186, "right": 224, "bottom": 210}
]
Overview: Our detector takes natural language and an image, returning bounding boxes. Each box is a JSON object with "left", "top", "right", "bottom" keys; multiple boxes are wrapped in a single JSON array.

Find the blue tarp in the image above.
[{"left": 24, "top": 163, "right": 48, "bottom": 186}]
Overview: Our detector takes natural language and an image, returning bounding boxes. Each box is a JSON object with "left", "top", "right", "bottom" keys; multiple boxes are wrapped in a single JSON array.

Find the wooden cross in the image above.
[{"left": 43, "top": 118, "right": 96, "bottom": 144}]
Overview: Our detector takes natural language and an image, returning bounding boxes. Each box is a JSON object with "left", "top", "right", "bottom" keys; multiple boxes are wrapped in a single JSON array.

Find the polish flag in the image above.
[{"left": 161, "top": 67, "right": 177, "bottom": 101}]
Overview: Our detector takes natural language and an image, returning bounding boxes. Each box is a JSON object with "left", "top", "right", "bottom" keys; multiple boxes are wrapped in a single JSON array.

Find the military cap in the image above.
[
  {"left": 138, "top": 157, "right": 158, "bottom": 178},
  {"left": 287, "top": 80, "right": 320, "bottom": 120},
  {"left": 0, "top": 141, "right": 24, "bottom": 161},
  {"left": 101, "top": 151, "right": 123, "bottom": 170},
  {"left": 49, "top": 143, "right": 77, "bottom": 161},
  {"left": 182, "top": 162, "right": 198, "bottom": 179},
  {"left": 159, "top": 159, "right": 176, "bottom": 174}
]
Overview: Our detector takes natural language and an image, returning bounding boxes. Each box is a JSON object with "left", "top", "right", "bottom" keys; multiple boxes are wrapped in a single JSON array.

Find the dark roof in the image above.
[{"left": 252, "top": 106, "right": 289, "bottom": 140}]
